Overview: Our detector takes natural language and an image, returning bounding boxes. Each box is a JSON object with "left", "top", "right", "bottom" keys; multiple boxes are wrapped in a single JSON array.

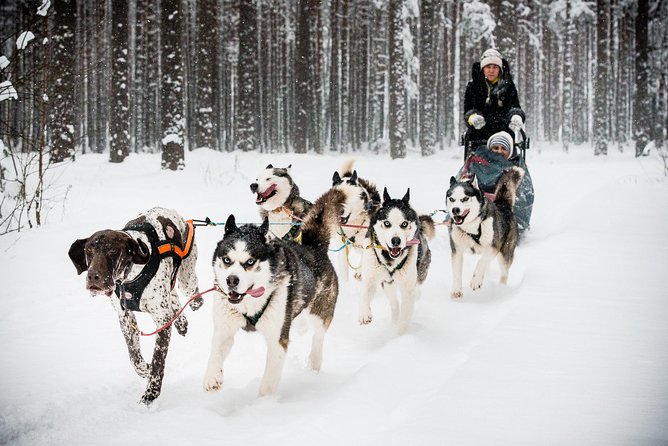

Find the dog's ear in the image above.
[
  {"left": 259, "top": 217, "right": 269, "bottom": 236},
  {"left": 332, "top": 171, "right": 342, "bottom": 185},
  {"left": 68, "top": 238, "right": 89, "bottom": 275},
  {"left": 224, "top": 214, "right": 238, "bottom": 236},
  {"left": 402, "top": 188, "right": 410, "bottom": 204},
  {"left": 128, "top": 237, "right": 150, "bottom": 265},
  {"left": 266, "top": 164, "right": 273, "bottom": 169},
  {"left": 450, "top": 176, "right": 457, "bottom": 187},
  {"left": 382, "top": 187, "right": 391, "bottom": 203},
  {"left": 350, "top": 170, "right": 358, "bottom": 185},
  {"left": 471, "top": 174, "right": 481, "bottom": 191}
]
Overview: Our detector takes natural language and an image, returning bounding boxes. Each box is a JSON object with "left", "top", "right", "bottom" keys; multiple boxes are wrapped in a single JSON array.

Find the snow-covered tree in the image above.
[
  {"left": 110, "top": 0, "right": 129, "bottom": 163},
  {"left": 160, "top": 0, "right": 185, "bottom": 169}
]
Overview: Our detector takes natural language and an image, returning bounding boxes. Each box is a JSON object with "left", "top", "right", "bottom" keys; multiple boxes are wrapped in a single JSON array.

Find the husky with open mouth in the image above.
[
  {"left": 331, "top": 159, "right": 381, "bottom": 281},
  {"left": 358, "top": 188, "right": 435, "bottom": 334},
  {"left": 204, "top": 185, "right": 354, "bottom": 397},
  {"left": 250, "top": 164, "right": 311, "bottom": 241},
  {"left": 445, "top": 166, "right": 524, "bottom": 299}
]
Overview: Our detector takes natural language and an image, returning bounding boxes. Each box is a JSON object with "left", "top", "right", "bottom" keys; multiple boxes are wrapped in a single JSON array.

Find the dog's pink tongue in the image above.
[
  {"left": 406, "top": 238, "right": 421, "bottom": 246},
  {"left": 261, "top": 184, "right": 277, "bottom": 198},
  {"left": 246, "top": 286, "right": 265, "bottom": 298}
]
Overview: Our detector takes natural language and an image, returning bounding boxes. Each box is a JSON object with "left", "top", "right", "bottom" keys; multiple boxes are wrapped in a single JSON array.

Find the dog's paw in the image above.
[
  {"left": 203, "top": 369, "right": 224, "bottom": 392},
  {"left": 470, "top": 275, "right": 484, "bottom": 290},
  {"left": 139, "top": 390, "right": 159, "bottom": 407},
  {"left": 174, "top": 315, "right": 188, "bottom": 336},
  {"left": 189, "top": 296, "right": 204, "bottom": 311},
  {"left": 450, "top": 290, "right": 463, "bottom": 299},
  {"left": 258, "top": 382, "right": 277, "bottom": 397},
  {"left": 358, "top": 312, "right": 373, "bottom": 325},
  {"left": 308, "top": 354, "right": 322, "bottom": 373}
]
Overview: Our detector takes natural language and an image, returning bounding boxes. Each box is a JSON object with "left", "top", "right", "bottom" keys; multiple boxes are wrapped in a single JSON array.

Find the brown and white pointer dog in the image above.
[{"left": 68, "top": 207, "right": 202, "bottom": 405}]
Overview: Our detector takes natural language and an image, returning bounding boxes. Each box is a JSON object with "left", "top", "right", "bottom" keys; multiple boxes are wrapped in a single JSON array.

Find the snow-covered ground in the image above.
[{"left": 1, "top": 144, "right": 667, "bottom": 445}]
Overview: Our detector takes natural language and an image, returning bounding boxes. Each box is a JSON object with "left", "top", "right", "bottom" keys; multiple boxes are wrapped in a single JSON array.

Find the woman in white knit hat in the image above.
[{"left": 463, "top": 48, "right": 525, "bottom": 149}]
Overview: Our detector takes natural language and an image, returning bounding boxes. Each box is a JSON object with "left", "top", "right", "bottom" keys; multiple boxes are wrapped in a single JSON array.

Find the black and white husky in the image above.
[
  {"left": 331, "top": 159, "right": 381, "bottom": 281},
  {"left": 358, "top": 188, "right": 435, "bottom": 334},
  {"left": 203, "top": 186, "right": 354, "bottom": 397},
  {"left": 250, "top": 164, "right": 311, "bottom": 241},
  {"left": 445, "top": 167, "right": 524, "bottom": 299}
]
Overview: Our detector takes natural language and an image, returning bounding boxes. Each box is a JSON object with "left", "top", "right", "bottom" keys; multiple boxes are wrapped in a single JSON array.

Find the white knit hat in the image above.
[
  {"left": 487, "top": 131, "right": 514, "bottom": 158},
  {"left": 480, "top": 48, "right": 503, "bottom": 71}
]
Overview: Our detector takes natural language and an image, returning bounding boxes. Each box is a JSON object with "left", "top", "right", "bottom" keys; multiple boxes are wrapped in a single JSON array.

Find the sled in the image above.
[{"left": 458, "top": 129, "right": 535, "bottom": 233}]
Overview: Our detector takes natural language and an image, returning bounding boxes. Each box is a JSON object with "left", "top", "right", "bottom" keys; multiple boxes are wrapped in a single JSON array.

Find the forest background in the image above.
[{"left": 0, "top": 0, "right": 667, "bottom": 233}]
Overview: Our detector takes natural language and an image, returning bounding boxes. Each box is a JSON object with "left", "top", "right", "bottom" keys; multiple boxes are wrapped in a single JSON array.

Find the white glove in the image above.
[
  {"left": 508, "top": 114, "right": 524, "bottom": 133},
  {"left": 469, "top": 114, "right": 486, "bottom": 130}
]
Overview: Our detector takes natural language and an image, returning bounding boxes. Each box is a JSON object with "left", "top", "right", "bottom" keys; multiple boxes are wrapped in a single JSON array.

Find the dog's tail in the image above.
[
  {"left": 339, "top": 157, "right": 357, "bottom": 177},
  {"left": 301, "top": 188, "right": 347, "bottom": 255},
  {"left": 419, "top": 215, "right": 436, "bottom": 240},
  {"left": 494, "top": 166, "right": 525, "bottom": 207}
]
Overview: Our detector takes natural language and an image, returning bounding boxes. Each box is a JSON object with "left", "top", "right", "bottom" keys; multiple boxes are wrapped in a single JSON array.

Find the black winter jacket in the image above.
[{"left": 463, "top": 59, "right": 525, "bottom": 142}]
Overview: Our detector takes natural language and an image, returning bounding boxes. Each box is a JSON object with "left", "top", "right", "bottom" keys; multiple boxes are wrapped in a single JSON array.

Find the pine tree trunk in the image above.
[
  {"left": 419, "top": 0, "right": 436, "bottom": 156},
  {"left": 236, "top": 0, "right": 259, "bottom": 152},
  {"left": 594, "top": 0, "right": 610, "bottom": 155},
  {"left": 195, "top": 0, "right": 218, "bottom": 150},
  {"left": 633, "top": 0, "right": 650, "bottom": 157},
  {"left": 50, "top": 0, "right": 77, "bottom": 163},
  {"left": 388, "top": 0, "right": 406, "bottom": 159},
  {"left": 161, "top": 0, "right": 185, "bottom": 169},
  {"left": 562, "top": 2, "right": 574, "bottom": 153},
  {"left": 110, "top": 0, "right": 130, "bottom": 163}
]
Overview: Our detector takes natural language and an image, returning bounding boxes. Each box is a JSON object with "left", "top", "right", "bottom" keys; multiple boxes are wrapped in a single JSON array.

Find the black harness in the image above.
[{"left": 114, "top": 222, "right": 193, "bottom": 312}]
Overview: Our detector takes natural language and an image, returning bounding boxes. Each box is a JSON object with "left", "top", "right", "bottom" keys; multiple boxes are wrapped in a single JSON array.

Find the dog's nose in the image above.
[
  {"left": 452, "top": 207, "right": 460, "bottom": 216},
  {"left": 87, "top": 271, "right": 102, "bottom": 284},
  {"left": 391, "top": 237, "right": 401, "bottom": 247},
  {"left": 226, "top": 275, "right": 239, "bottom": 289},
  {"left": 250, "top": 183, "right": 258, "bottom": 193}
]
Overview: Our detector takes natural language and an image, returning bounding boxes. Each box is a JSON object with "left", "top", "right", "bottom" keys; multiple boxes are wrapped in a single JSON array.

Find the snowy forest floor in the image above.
[{"left": 1, "top": 143, "right": 667, "bottom": 445}]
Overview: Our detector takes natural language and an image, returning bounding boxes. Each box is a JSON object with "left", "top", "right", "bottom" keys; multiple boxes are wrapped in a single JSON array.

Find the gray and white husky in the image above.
[
  {"left": 445, "top": 166, "right": 524, "bottom": 299},
  {"left": 203, "top": 186, "right": 355, "bottom": 397},
  {"left": 331, "top": 159, "right": 381, "bottom": 281},
  {"left": 250, "top": 164, "right": 311, "bottom": 241},
  {"left": 358, "top": 188, "right": 435, "bottom": 335}
]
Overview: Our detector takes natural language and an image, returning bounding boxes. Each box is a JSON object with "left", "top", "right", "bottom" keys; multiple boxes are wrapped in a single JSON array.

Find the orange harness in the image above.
[{"left": 158, "top": 219, "right": 195, "bottom": 260}]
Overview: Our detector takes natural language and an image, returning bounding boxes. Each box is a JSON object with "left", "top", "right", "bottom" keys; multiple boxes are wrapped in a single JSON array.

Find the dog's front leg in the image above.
[
  {"left": 140, "top": 328, "right": 171, "bottom": 406},
  {"left": 381, "top": 282, "right": 399, "bottom": 324},
  {"left": 450, "top": 248, "right": 464, "bottom": 299},
  {"left": 117, "top": 310, "right": 150, "bottom": 378},
  {"left": 258, "top": 336, "right": 287, "bottom": 397},
  {"left": 398, "top": 284, "right": 418, "bottom": 335},
  {"left": 203, "top": 315, "right": 241, "bottom": 392},
  {"left": 358, "top": 277, "right": 377, "bottom": 325},
  {"left": 471, "top": 249, "right": 497, "bottom": 291}
]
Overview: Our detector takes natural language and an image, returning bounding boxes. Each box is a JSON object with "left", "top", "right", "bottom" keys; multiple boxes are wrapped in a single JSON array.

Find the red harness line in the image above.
[{"left": 140, "top": 286, "right": 217, "bottom": 337}]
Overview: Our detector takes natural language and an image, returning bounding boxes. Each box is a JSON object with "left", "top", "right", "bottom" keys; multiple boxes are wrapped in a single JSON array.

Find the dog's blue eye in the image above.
[
  {"left": 246, "top": 259, "right": 255, "bottom": 266},
  {"left": 400, "top": 222, "right": 408, "bottom": 229},
  {"left": 383, "top": 221, "right": 391, "bottom": 228},
  {"left": 462, "top": 197, "right": 469, "bottom": 202},
  {"left": 223, "top": 257, "right": 231, "bottom": 265}
]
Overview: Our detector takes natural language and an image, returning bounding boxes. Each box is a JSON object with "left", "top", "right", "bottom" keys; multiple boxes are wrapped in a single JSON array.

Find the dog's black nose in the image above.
[
  {"left": 452, "top": 207, "right": 460, "bottom": 216},
  {"left": 226, "top": 275, "right": 239, "bottom": 289},
  {"left": 250, "top": 183, "right": 258, "bottom": 193},
  {"left": 391, "top": 237, "right": 401, "bottom": 247}
]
